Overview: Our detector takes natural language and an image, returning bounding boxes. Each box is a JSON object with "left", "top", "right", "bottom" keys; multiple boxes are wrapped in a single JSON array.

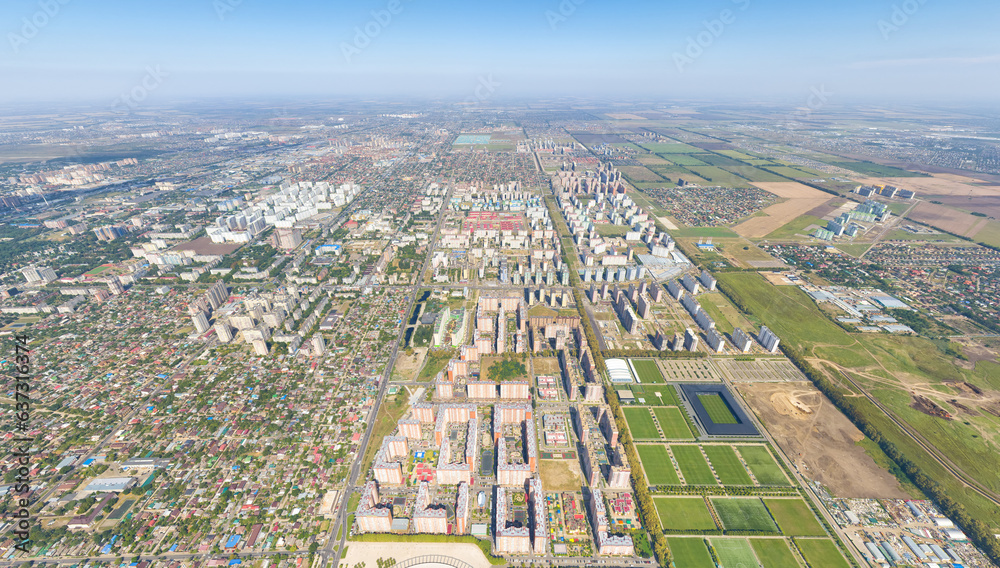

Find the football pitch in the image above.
[
  {"left": 655, "top": 497, "right": 717, "bottom": 532},
  {"left": 711, "top": 498, "right": 779, "bottom": 532},
  {"left": 711, "top": 539, "right": 759, "bottom": 568},
  {"left": 765, "top": 498, "right": 826, "bottom": 536},
  {"left": 697, "top": 393, "right": 739, "bottom": 424},
  {"left": 637, "top": 445, "right": 680, "bottom": 485},
  {"left": 671, "top": 445, "right": 718, "bottom": 485},
  {"left": 795, "top": 538, "right": 851, "bottom": 568},
  {"left": 623, "top": 407, "right": 660, "bottom": 439},
  {"left": 703, "top": 445, "right": 753, "bottom": 485},
  {"left": 738, "top": 446, "right": 790, "bottom": 486},
  {"left": 750, "top": 539, "right": 800, "bottom": 568},
  {"left": 653, "top": 407, "right": 694, "bottom": 439},
  {"left": 631, "top": 359, "right": 665, "bottom": 383},
  {"left": 666, "top": 537, "right": 715, "bottom": 568}
]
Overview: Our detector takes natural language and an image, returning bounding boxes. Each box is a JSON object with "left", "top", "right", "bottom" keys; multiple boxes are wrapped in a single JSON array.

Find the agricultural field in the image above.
[
  {"left": 637, "top": 444, "right": 681, "bottom": 485},
  {"left": 655, "top": 498, "right": 718, "bottom": 532},
  {"left": 640, "top": 142, "right": 703, "bottom": 154},
  {"left": 631, "top": 358, "right": 666, "bottom": 383},
  {"left": 703, "top": 445, "right": 753, "bottom": 485},
  {"left": 750, "top": 538, "right": 801, "bottom": 568},
  {"left": 666, "top": 537, "right": 715, "bottom": 568},
  {"left": 653, "top": 407, "right": 695, "bottom": 440},
  {"left": 794, "top": 538, "right": 851, "bottom": 568},
  {"left": 737, "top": 446, "right": 791, "bottom": 486},
  {"left": 623, "top": 407, "right": 660, "bottom": 439},
  {"left": 697, "top": 393, "right": 739, "bottom": 424},
  {"left": 711, "top": 498, "right": 779, "bottom": 533},
  {"left": 711, "top": 538, "right": 760, "bottom": 568},
  {"left": 763, "top": 214, "right": 825, "bottom": 240},
  {"left": 671, "top": 445, "right": 718, "bottom": 485},
  {"left": 764, "top": 498, "right": 826, "bottom": 536}
]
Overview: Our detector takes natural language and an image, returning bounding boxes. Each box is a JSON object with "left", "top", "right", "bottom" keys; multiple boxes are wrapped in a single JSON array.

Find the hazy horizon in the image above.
[{"left": 2, "top": 0, "right": 999, "bottom": 106}]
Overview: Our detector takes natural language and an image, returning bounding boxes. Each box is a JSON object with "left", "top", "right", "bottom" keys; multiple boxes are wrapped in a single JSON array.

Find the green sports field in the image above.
[
  {"left": 697, "top": 393, "right": 739, "bottom": 424},
  {"left": 671, "top": 445, "right": 718, "bottom": 485},
  {"left": 795, "top": 538, "right": 851, "bottom": 568},
  {"left": 765, "top": 498, "right": 826, "bottom": 536},
  {"left": 711, "top": 498, "right": 779, "bottom": 533},
  {"left": 738, "top": 446, "right": 790, "bottom": 486},
  {"left": 655, "top": 497, "right": 717, "bottom": 532},
  {"left": 666, "top": 537, "right": 715, "bottom": 568},
  {"left": 631, "top": 359, "right": 666, "bottom": 383},
  {"left": 637, "top": 445, "right": 680, "bottom": 485},
  {"left": 711, "top": 538, "right": 759, "bottom": 568},
  {"left": 623, "top": 407, "right": 660, "bottom": 439},
  {"left": 703, "top": 445, "right": 753, "bottom": 485},
  {"left": 653, "top": 407, "right": 694, "bottom": 440},
  {"left": 750, "top": 539, "right": 800, "bottom": 568}
]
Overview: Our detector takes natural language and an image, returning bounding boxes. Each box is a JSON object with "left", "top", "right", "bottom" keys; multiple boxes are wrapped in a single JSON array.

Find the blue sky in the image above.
[{"left": 2, "top": 0, "right": 998, "bottom": 104}]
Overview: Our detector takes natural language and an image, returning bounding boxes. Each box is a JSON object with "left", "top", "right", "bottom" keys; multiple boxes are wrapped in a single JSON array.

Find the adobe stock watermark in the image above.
[
  {"left": 672, "top": 0, "right": 750, "bottom": 73},
  {"left": 878, "top": 0, "right": 928, "bottom": 40},
  {"left": 214, "top": 0, "right": 243, "bottom": 21},
  {"left": 546, "top": 0, "right": 585, "bottom": 31},
  {"left": 461, "top": 74, "right": 501, "bottom": 114},
  {"left": 786, "top": 84, "right": 834, "bottom": 126},
  {"left": 111, "top": 66, "right": 169, "bottom": 116},
  {"left": 341, "top": 0, "right": 412, "bottom": 64},
  {"left": 7, "top": 0, "right": 72, "bottom": 54}
]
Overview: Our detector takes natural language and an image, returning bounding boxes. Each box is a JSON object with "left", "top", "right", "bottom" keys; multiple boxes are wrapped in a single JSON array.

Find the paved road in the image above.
[{"left": 321, "top": 185, "right": 455, "bottom": 568}]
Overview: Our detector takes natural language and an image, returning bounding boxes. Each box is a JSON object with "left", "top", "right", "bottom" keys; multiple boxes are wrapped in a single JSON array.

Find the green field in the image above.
[
  {"left": 698, "top": 296, "right": 736, "bottom": 335},
  {"left": 635, "top": 384, "right": 681, "bottom": 406},
  {"left": 654, "top": 407, "right": 695, "bottom": 440},
  {"left": 711, "top": 498, "right": 779, "bottom": 532},
  {"left": 765, "top": 499, "right": 826, "bottom": 536},
  {"left": 655, "top": 498, "right": 718, "bottom": 532},
  {"left": 595, "top": 224, "right": 631, "bottom": 237},
  {"left": 667, "top": 537, "right": 715, "bottom": 568},
  {"left": 638, "top": 445, "right": 681, "bottom": 485},
  {"left": 750, "top": 539, "right": 801, "bottom": 568},
  {"left": 687, "top": 166, "right": 752, "bottom": 187},
  {"left": 738, "top": 446, "right": 790, "bottom": 486},
  {"left": 764, "top": 214, "right": 825, "bottom": 240},
  {"left": 722, "top": 165, "right": 788, "bottom": 183},
  {"left": 631, "top": 359, "right": 666, "bottom": 383},
  {"left": 704, "top": 446, "right": 754, "bottom": 485},
  {"left": 697, "top": 393, "right": 740, "bottom": 424},
  {"left": 84, "top": 264, "right": 113, "bottom": 276},
  {"left": 641, "top": 142, "right": 703, "bottom": 154},
  {"left": 624, "top": 407, "right": 660, "bottom": 439},
  {"left": 672, "top": 445, "right": 718, "bottom": 485},
  {"left": 828, "top": 161, "right": 927, "bottom": 177},
  {"left": 711, "top": 538, "right": 760, "bottom": 568},
  {"left": 671, "top": 227, "right": 741, "bottom": 238},
  {"left": 794, "top": 538, "right": 851, "bottom": 568}
]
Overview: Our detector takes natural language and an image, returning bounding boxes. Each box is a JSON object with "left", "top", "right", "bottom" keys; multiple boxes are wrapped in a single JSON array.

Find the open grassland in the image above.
[
  {"left": 704, "top": 446, "right": 754, "bottom": 485},
  {"left": 655, "top": 498, "right": 717, "bottom": 531},
  {"left": 638, "top": 444, "right": 681, "bottom": 485}
]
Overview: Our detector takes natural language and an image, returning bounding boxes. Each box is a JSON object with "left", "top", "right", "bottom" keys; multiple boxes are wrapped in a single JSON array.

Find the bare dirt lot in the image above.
[
  {"left": 732, "top": 183, "right": 833, "bottom": 238},
  {"left": 540, "top": 458, "right": 584, "bottom": 491},
  {"left": 532, "top": 357, "right": 561, "bottom": 376},
  {"left": 393, "top": 347, "right": 427, "bottom": 380},
  {"left": 342, "top": 542, "right": 492, "bottom": 568},
  {"left": 736, "top": 381, "right": 909, "bottom": 499}
]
